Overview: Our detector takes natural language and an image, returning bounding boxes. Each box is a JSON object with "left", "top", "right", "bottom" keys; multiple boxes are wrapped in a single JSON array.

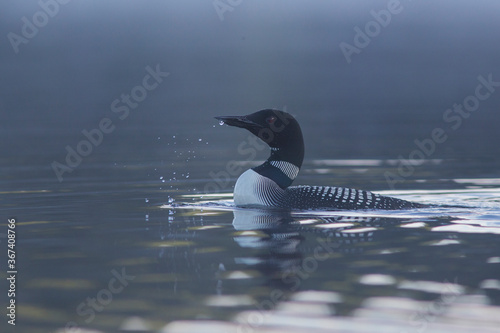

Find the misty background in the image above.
[{"left": 2, "top": 0, "right": 500, "bottom": 185}]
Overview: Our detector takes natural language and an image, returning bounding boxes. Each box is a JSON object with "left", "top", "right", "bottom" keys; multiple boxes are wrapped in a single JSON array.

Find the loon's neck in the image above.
[{"left": 252, "top": 137, "right": 304, "bottom": 189}]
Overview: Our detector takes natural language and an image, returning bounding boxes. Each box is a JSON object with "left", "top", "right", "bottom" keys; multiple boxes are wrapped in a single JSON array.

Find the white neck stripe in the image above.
[{"left": 269, "top": 161, "right": 300, "bottom": 180}]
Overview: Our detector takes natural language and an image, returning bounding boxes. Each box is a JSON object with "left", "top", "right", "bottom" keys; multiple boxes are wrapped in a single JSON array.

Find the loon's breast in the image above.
[{"left": 234, "top": 169, "right": 285, "bottom": 207}]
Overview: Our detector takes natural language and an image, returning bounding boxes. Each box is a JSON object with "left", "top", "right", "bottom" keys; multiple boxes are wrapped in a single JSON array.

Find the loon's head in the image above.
[
  {"left": 215, "top": 109, "right": 304, "bottom": 187},
  {"left": 215, "top": 109, "right": 300, "bottom": 148}
]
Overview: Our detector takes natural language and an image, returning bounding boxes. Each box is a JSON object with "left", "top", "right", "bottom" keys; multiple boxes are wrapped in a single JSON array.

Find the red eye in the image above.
[{"left": 266, "top": 116, "right": 277, "bottom": 124}]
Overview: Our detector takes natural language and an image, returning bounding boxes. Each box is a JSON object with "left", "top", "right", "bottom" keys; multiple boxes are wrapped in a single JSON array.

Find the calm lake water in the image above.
[
  {"left": 3, "top": 123, "right": 500, "bottom": 333},
  {"left": 3, "top": 1, "right": 500, "bottom": 332}
]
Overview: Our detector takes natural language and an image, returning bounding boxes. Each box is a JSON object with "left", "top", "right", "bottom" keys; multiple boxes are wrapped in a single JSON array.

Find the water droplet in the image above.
[
  {"left": 145, "top": 198, "right": 149, "bottom": 203},
  {"left": 172, "top": 135, "right": 176, "bottom": 139},
  {"left": 160, "top": 176, "right": 164, "bottom": 180},
  {"left": 157, "top": 136, "right": 160, "bottom": 140},
  {"left": 219, "top": 120, "right": 225, "bottom": 126},
  {"left": 198, "top": 138, "right": 202, "bottom": 142}
]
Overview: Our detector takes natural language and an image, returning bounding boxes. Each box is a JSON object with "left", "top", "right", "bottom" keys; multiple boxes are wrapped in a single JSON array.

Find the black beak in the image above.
[{"left": 215, "top": 115, "right": 259, "bottom": 129}]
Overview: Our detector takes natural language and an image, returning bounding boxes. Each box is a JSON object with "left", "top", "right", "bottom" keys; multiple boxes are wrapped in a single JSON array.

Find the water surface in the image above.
[{"left": 4, "top": 138, "right": 500, "bottom": 332}]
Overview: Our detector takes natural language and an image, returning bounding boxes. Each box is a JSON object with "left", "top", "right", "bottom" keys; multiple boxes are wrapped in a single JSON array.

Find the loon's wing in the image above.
[{"left": 284, "top": 185, "right": 426, "bottom": 210}]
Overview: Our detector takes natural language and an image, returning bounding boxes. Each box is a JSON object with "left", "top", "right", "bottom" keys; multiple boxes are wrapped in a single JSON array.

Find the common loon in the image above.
[{"left": 215, "top": 109, "right": 427, "bottom": 210}]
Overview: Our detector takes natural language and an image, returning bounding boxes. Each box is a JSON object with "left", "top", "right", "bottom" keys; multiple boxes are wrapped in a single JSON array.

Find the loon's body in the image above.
[{"left": 216, "top": 109, "right": 426, "bottom": 210}]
